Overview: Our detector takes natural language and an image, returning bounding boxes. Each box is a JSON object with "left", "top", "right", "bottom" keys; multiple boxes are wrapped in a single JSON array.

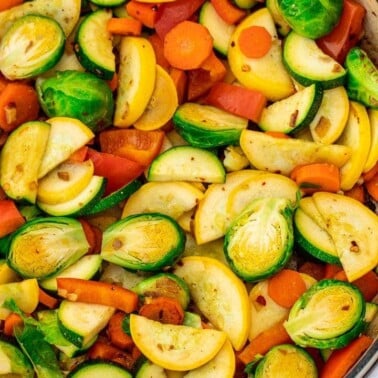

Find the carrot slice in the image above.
[
  {"left": 267, "top": 269, "right": 307, "bottom": 308},
  {"left": 0, "top": 0, "right": 23, "bottom": 12},
  {"left": 210, "top": 0, "right": 246, "bottom": 25},
  {"left": 362, "top": 161, "right": 378, "bottom": 182},
  {"left": 3, "top": 312, "right": 23, "bottom": 336},
  {"left": 107, "top": 17, "right": 142, "bottom": 36},
  {"left": 320, "top": 335, "right": 373, "bottom": 378},
  {"left": 290, "top": 163, "right": 341, "bottom": 194},
  {"left": 0, "top": 199, "right": 25, "bottom": 238},
  {"left": 324, "top": 263, "right": 343, "bottom": 279},
  {"left": 66, "top": 146, "right": 89, "bottom": 163},
  {"left": 138, "top": 296, "right": 185, "bottom": 325},
  {"left": 365, "top": 172, "right": 378, "bottom": 201},
  {"left": 38, "top": 288, "right": 59, "bottom": 309},
  {"left": 56, "top": 278, "right": 139, "bottom": 313},
  {"left": 106, "top": 72, "right": 119, "bottom": 92},
  {"left": 88, "top": 339, "right": 140, "bottom": 371},
  {"left": 126, "top": 0, "right": 160, "bottom": 29},
  {"left": 0, "top": 82, "right": 40, "bottom": 133},
  {"left": 264, "top": 131, "right": 291, "bottom": 139},
  {"left": 238, "top": 25, "right": 273, "bottom": 59},
  {"left": 163, "top": 20, "right": 213, "bottom": 70},
  {"left": 107, "top": 312, "right": 134, "bottom": 350},
  {"left": 238, "top": 320, "right": 293, "bottom": 365},
  {"left": 78, "top": 218, "right": 97, "bottom": 255}
]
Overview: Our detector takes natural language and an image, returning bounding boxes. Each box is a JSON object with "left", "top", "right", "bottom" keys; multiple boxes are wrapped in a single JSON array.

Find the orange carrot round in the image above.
[
  {"left": 267, "top": 269, "right": 307, "bottom": 308},
  {"left": 163, "top": 20, "right": 213, "bottom": 70},
  {"left": 265, "top": 131, "right": 291, "bottom": 139},
  {"left": 238, "top": 25, "right": 273, "bottom": 59},
  {"left": 107, "top": 17, "right": 142, "bottom": 36},
  {"left": 290, "top": 163, "right": 341, "bottom": 194},
  {"left": 107, "top": 312, "right": 134, "bottom": 350},
  {"left": 0, "top": 82, "right": 40, "bottom": 133},
  {"left": 138, "top": 296, "right": 185, "bottom": 325},
  {"left": 210, "top": 0, "right": 246, "bottom": 25},
  {"left": 344, "top": 184, "right": 365, "bottom": 203}
]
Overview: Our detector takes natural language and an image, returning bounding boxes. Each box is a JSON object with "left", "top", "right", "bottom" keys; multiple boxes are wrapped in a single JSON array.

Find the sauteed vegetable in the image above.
[{"left": 0, "top": 0, "right": 377, "bottom": 377}]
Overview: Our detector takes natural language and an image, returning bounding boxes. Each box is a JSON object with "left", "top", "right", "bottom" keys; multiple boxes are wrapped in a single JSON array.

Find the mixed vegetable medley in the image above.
[{"left": 0, "top": 0, "right": 377, "bottom": 377}]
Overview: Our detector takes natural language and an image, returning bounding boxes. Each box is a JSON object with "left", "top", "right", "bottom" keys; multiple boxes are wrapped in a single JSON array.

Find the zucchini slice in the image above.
[
  {"left": 83, "top": 179, "right": 142, "bottom": 216},
  {"left": 90, "top": 0, "right": 127, "bottom": 7},
  {"left": 39, "top": 254, "right": 103, "bottom": 292},
  {"left": 199, "top": 2, "right": 235, "bottom": 55},
  {"left": 0, "top": 121, "right": 50, "bottom": 204},
  {"left": 74, "top": 9, "right": 115, "bottom": 80},
  {"left": 283, "top": 31, "right": 347, "bottom": 89},
  {"left": 7, "top": 217, "right": 90, "bottom": 279},
  {"left": 37, "top": 175, "right": 106, "bottom": 217},
  {"left": 254, "top": 344, "right": 317, "bottom": 378},
  {"left": 258, "top": 84, "right": 323, "bottom": 134},
  {"left": 0, "top": 14, "right": 65, "bottom": 80},
  {"left": 173, "top": 102, "right": 248, "bottom": 148},
  {"left": 58, "top": 300, "right": 115, "bottom": 348},
  {"left": 284, "top": 279, "right": 366, "bottom": 349},
  {"left": 147, "top": 145, "right": 226, "bottom": 183},
  {"left": 68, "top": 360, "right": 132, "bottom": 378},
  {"left": 101, "top": 213, "right": 186, "bottom": 271},
  {"left": 224, "top": 197, "right": 295, "bottom": 282}
]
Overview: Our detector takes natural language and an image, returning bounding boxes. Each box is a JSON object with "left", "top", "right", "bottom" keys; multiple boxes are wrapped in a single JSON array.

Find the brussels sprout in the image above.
[
  {"left": 36, "top": 70, "right": 114, "bottom": 132},
  {"left": 101, "top": 213, "right": 186, "bottom": 271},
  {"left": 278, "top": 0, "right": 343, "bottom": 39},
  {"left": 345, "top": 47, "right": 378, "bottom": 109},
  {"left": 284, "top": 279, "right": 366, "bottom": 349},
  {"left": 7, "top": 217, "right": 90, "bottom": 279},
  {"left": 253, "top": 344, "right": 317, "bottom": 378},
  {"left": 224, "top": 197, "right": 295, "bottom": 282}
]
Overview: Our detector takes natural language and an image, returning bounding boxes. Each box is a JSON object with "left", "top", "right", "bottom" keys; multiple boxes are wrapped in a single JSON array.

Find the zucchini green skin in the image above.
[
  {"left": 0, "top": 14, "right": 65, "bottom": 79},
  {"left": 101, "top": 213, "right": 186, "bottom": 271},
  {"left": 283, "top": 31, "right": 346, "bottom": 89},
  {"left": 38, "top": 176, "right": 107, "bottom": 217},
  {"left": 90, "top": 0, "right": 127, "bottom": 6},
  {"left": 224, "top": 197, "right": 295, "bottom": 282},
  {"left": 173, "top": 102, "right": 248, "bottom": 148},
  {"left": 15, "top": 324, "right": 64, "bottom": 378},
  {"left": 293, "top": 208, "right": 340, "bottom": 265},
  {"left": 135, "top": 359, "right": 166, "bottom": 378},
  {"left": 82, "top": 179, "right": 142, "bottom": 216},
  {"left": 199, "top": 2, "right": 235, "bottom": 56},
  {"left": 0, "top": 338, "right": 34, "bottom": 378},
  {"left": 67, "top": 359, "right": 133, "bottom": 378},
  {"left": 36, "top": 70, "right": 115, "bottom": 132},
  {"left": 278, "top": 0, "right": 343, "bottom": 39},
  {"left": 258, "top": 83, "right": 323, "bottom": 135},
  {"left": 285, "top": 279, "right": 366, "bottom": 349},
  {"left": 7, "top": 217, "right": 90, "bottom": 279},
  {"left": 345, "top": 47, "right": 378, "bottom": 109},
  {"left": 254, "top": 344, "right": 317, "bottom": 378},
  {"left": 74, "top": 9, "right": 115, "bottom": 80}
]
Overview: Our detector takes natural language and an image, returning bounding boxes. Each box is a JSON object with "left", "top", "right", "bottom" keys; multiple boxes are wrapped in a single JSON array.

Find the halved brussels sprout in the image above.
[
  {"left": 7, "top": 217, "right": 90, "bottom": 279},
  {"left": 345, "top": 47, "right": 378, "bottom": 109},
  {"left": 253, "top": 344, "right": 317, "bottom": 378},
  {"left": 0, "top": 14, "right": 65, "bottom": 79},
  {"left": 224, "top": 197, "right": 295, "bottom": 282},
  {"left": 132, "top": 272, "right": 191, "bottom": 309},
  {"left": 284, "top": 279, "right": 366, "bottom": 349},
  {"left": 101, "top": 213, "right": 186, "bottom": 271},
  {"left": 36, "top": 70, "right": 114, "bottom": 132},
  {"left": 278, "top": 0, "right": 343, "bottom": 39}
]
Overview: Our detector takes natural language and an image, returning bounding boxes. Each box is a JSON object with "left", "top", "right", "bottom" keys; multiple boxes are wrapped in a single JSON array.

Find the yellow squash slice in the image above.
[
  {"left": 173, "top": 256, "right": 250, "bottom": 351},
  {"left": 130, "top": 314, "right": 227, "bottom": 371}
]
